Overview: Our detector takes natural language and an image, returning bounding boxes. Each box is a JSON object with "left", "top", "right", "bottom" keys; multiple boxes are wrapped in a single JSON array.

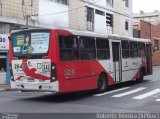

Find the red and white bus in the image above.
[{"left": 9, "top": 28, "right": 152, "bottom": 93}]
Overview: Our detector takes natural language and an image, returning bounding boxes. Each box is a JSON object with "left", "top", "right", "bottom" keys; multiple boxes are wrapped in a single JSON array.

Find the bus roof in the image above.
[
  {"left": 11, "top": 28, "right": 151, "bottom": 43},
  {"left": 67, "top": 29, "right": 151, "bottom": 43}
]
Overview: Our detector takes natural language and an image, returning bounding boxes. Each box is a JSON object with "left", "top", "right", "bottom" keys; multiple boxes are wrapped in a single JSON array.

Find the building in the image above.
[
  {"left": 133, "top": 11, "right": 160, "bottom": 66},
  {"left": 134, "top": 11, "right": 160, "bottom": 25},
  {"left": 0, "top": 0, "right": 39, "bottom": 34},
  {"left": 0, "top": 34, "right": 10, "bottom": 85},
  {"left": 38, "top": 0, "right": 133, "bottom": 37},
  {"left": 113, "top": 0, "right": 133, "bottom": 37},
  {"left": 0, "top": 0, "right": 39, "bottom": 84}
]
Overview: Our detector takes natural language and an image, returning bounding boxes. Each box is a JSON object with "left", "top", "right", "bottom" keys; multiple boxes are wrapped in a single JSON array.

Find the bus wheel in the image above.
[
  {"left": 136, "top": 70, "right": 144, "bottom": 82},
  {"left": 97, "top": 74, "right": 108, "bottom": 93}
]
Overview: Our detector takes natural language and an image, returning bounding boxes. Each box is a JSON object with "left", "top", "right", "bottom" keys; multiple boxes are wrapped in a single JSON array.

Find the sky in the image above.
[{"left": 133, "top": 0, "right": 160, "bottom": 13}]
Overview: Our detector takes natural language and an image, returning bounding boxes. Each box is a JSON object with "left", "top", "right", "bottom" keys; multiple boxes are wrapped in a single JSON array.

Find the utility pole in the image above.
[
  {"left": 0, "top": 0, "right": 3, "bottom": 16},
  {"left": 26, "top": 15, "right": 30, "bottom": 29}
]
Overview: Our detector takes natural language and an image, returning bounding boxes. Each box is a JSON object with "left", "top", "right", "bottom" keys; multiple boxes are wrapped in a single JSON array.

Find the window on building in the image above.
[
  {"left": 96, "top": 38, "right": 110, "bottom": 60},
  {"left": 122, "top": 40, "right": 129, "bottom": 58},
  {"left": 154, "top": 40, "right": 159, "bottom": 51},
  {"left": 130, "top": 41, "right": 138, "bottom": 58},
  {"left": 138, "top": 42, "right": 145, "bottom": 57},
  {"left": 59, "top": 35, "right": 79, "bottom": 61},
  {"left": 125, "top": 21, "right": 129, "bottom": 31},
  {"left": 87, "top": 7, "right": 94, "bottom": 31},
  {"left": 54, "top": 0, "right": 69, "bottom": 5},
  {"left": 80, "top": 37, "right": 96, "bottom": 60},
  {"left": 0, "top": 24, "right": 10, "bottom": 34},
  {"left": 95, "top": 10, "right": 105, "bottom": 16},
  {"left": 0, "top": 58, "right": 6, "bottom": 72},
  {"left": 106, "top": 0, "right": 113, "bottom": 7},
  {"left": 106, "top": 13, "right": 113, "bottom": 35},
  {"left": 125, "top": 0, "right": 129, "bottom": 8}
]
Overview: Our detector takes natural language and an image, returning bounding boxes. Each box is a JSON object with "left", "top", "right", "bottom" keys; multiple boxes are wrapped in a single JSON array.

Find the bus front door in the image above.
[
  {"left": 112, "top": 42, "right": 122, "bottom": 83},
  {"left": 146, "top": 44, "right": 153, "bottom": 75}
]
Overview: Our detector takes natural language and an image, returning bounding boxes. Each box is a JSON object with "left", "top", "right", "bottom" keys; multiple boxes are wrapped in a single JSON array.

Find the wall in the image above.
[
  {"left": 0, "top": 34, "right": 10, "bottom": 84},
  {"left": 68, "top": 0, "right": 86, "bottom": 30},
  {"left": 140, "top": 21, "right": 151, "bottom": 39},
  {"left": 38, "top": 0, "right": 69, "bottom": 28},
  {"left": 84, "top": 0, "right": 107, "bottom": 8},
  {"left": 0, "top": 0, "right": 38, "bottom": 20},
  {"left": 85, "top": 0, "right": 113, "bottom": 34},
  {"left": 139, "top": 20, "right": 160, "bottom": 66},
  {"left": 151, "top": 23, "right": 160, "bottom": 66},
  {"left": 113, "top": 0, "right": 133, "bottom": 37}
]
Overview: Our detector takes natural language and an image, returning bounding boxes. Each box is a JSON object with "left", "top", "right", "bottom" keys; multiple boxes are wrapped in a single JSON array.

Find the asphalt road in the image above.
[{"left": 0, "top": 70, "right": 160, "bottom": 116}]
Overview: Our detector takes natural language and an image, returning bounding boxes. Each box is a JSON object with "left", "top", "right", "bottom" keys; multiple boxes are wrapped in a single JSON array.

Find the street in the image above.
[{"left": 0, "top": 70, "right": 160, "bottom": 113}]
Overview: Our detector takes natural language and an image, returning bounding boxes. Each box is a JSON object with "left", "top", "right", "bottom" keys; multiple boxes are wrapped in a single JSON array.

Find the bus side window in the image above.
[
  {"left": 138, "top": 42, "right": 145, "bottom": 57},
  {"left": 121, "top": 40, "right": 129, "bottom": 58},
  {"left": 130, "top": 41, "right": 138, "bottom": 58},
  {"left": 96, "top": 38, "right": 110, "bottom": 60},
  {"left": 80, "top": 37, "right": 96, "bottom": 60},
  {"left": 59, "top": 35, "right": 79, "bottom": 61}
]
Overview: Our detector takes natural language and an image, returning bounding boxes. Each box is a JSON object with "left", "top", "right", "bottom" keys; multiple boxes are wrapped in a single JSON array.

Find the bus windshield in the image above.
[{"left": 12, "top": 31, "right": 50, "bottom": 56}]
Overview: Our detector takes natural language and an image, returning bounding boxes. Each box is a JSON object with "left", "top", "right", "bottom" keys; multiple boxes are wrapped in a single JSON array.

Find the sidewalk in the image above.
[
  {"left": 153, "top": 66, "right": 160, "bottom": 71},
  {"left": 0, "top": 84, "right": 11, "bottom": 91}
]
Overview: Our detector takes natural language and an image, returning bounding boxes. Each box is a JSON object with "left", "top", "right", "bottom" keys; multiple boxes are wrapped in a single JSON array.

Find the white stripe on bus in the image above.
[
  {"left": 112, "top": 87, "right": 146, "bottom": 98},
  {"left": 94, "top": 87, "right": 130, "bottom": 97},
  {"left": 133, "top": 89, "right": 160, "bottom": 100}
]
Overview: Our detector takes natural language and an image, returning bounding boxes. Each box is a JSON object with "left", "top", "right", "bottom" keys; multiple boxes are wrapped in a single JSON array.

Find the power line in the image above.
[
  {"left": 36, "top": 0, "right": 131, "bottom": 18},
  {"left": 37, "top": 0, "right": 102, "bottom": 16}
]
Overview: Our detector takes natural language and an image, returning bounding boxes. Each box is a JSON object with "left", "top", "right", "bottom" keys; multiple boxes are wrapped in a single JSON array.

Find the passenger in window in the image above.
[
  {"left": 80, "top": 39, "right": 84, "bottom": 48},
  {"left": 73, "top": 38, "right": 77, "bottom": 48}
]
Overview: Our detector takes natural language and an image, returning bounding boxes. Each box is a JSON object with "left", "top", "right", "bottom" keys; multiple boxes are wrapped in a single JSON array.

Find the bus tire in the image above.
[
  {"left": 136, "top": 70, "right": 144, "bottom": 82},
  {"left": 96, "top": 74, "right": 108, "bottom": 94}
]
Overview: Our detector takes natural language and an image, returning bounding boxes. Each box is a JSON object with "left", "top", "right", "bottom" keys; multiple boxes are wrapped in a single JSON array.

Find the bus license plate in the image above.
[{"left": 27, "top": 78, "right": 35, "bottom": 82}]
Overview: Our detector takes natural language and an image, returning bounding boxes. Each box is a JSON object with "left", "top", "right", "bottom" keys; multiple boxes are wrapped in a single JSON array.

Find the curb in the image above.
[
  {"left": 0, "top": 88, "right": 5, "bottom": 91},
  {"left": 0, "top": 85, "right": 11, "bottom": 91}
]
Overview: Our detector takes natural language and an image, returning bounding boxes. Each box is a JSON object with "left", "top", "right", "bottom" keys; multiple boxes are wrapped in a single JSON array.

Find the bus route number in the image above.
[{"left": 64, "top": 69, "right": 75, "bottom": 75}]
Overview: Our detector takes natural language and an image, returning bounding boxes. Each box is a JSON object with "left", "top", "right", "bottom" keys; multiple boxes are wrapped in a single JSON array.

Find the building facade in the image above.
[
  {"left": 133, "top": 20, "right": 160, "bottom": 66},
  {"left": 134, "top": 11, "right": 160, "bottom": 25},
  {"left": 38, "top": 0, "right": 133, "bottom": 37},
  {"left": 0, "top": 34, "right": 10, "bottom": 84},
  {"left": 114, "top": 0, "right": 133, "bottom": 37},
  {"left": 0, "top": 0, "right": 39, "bottom": 34}
]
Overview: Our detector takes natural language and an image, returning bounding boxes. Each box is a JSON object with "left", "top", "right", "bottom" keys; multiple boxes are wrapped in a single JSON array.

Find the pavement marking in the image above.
[
  {"left": 155, "top": 99, "right": 160, "bottom": 102},
  {"left": 112, "top": 87, "right": 146, "bottom": 98},
  {"left": 133, "top": 89, "right": 160, "bottom": 100},
  {"left": 150, "top": 79, "right": 159, "bottom": 82},
  {"left": 44, "top": 92, "right": 53, "bottom": 94},
  {"left": 17, "top": 91, "right": 22, "bottom": 93},
  {"left": 94, "top": 87, "right": 130, "bottom": 97}
]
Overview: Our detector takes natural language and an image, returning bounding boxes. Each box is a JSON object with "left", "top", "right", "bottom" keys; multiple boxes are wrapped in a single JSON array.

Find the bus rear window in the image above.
[{"left": 12, "top": 32, "right": 50, "bottom": 56}]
